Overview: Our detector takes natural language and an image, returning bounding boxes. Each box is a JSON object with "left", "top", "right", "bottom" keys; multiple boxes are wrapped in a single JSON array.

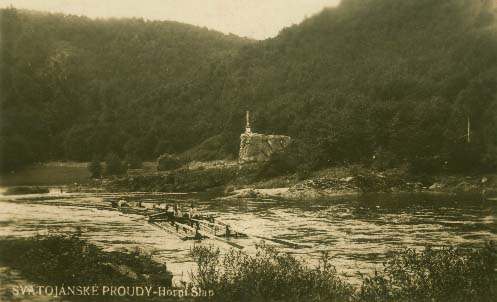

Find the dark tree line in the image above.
[
  {"left": 220, "top": 0, "right": 497, "bottom": 173},
  {"left": 2, "top": 0, "right": 497, "bottom": 174},
  {"left": 0, "top": 7, "right": 250, "bottom": 171}
]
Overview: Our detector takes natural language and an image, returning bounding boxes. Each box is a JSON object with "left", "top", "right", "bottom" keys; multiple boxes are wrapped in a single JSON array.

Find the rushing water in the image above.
[{"left": 1, "top": 188, "right": 496, "bottom": 285}]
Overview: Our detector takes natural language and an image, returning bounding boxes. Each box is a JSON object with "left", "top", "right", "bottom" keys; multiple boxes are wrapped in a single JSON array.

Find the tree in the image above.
[
  {"left": 87, "top": 159, "right": 102, "bottom": 178},
  {"left": 124, "top": 154, "right": 142, "bottom": 169},
  {"left": 157, "top": 153, "right": 182, "bottom": 171},
  {"left": 4, "top": 1, "right": 497, "bottom": 174},
  {"left": 105, "top": 153, "right": 124, "bottom": 176}
]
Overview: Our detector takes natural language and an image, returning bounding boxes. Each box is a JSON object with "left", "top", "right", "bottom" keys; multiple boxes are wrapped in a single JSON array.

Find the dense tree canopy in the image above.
[
  {"left": 2, "top": 0, "right": 497, "bottom": 173},
  {"left": 221, "top": 0, "right": 497, "bottom": 172},
  {"left": 0, "top": 8, "right": 250, "bottom": 171}
]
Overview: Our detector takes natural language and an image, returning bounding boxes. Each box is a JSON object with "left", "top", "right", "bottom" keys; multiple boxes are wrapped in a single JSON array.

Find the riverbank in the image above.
[
  {"left": 3, "top": 161, "right": 497, "bottom": 201},
  {"left": 225, "top": 166, "right": 497, "bottom": 200},
  {"left": 1, "top": 233, "right": 495, "bottom": 302},
  {"left": 0, "top": 162, "right": 91, "bottom": 186},
  {"left": 112, "top": 161, "right": 497, "bottom": 200},
  {"left": 3, "top": 186, "right": 49, "bottom": 195},
  {"left": 191, "top": 242, "right": 497, "bottom": 302},
  {"left": 0, "top": 233, "right": 178, "bottom": 301}
]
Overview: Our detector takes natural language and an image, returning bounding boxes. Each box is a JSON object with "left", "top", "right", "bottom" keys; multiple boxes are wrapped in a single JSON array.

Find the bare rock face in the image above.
[{"left": 239, "top": 133, "right": 291, "bottom": 163}]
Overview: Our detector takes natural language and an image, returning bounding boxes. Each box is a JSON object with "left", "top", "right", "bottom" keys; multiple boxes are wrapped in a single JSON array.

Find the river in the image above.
[{"left": 1, "top": 187, "right": 496, "bottom": 286}]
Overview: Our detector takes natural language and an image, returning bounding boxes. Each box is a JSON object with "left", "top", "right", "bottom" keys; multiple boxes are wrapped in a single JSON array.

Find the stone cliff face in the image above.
[{"left": 239, "top": 133, "right": 291, "bottom": 163}]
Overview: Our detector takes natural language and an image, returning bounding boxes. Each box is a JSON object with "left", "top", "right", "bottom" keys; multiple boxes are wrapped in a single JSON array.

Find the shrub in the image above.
[
  {"left": 371, "top": 148, "right": 399, "bottom": 171},
  {"left": 190, "top": 243, "right": 354, "bottom": 302},
  {"left": 354, "top": 169, "right": 408, "bottom": 193},
  {"left": 408, "top": 155, "right": 445, "bottom": 175},
  {"left": 173, "top": 166, "right": 237, "bottom": 191},
  {"left": 105, "top": 152, "right": 125, "bottom": 175},
  {"left": 125, "top": 154, "right": 143, "bottom": 169},
  {"left": 181, "top": 133, "right": 235, "bottom": 162},
  {"left": 157, "top": 153, "right": 183, "bottom": 171},
  {"left": 0, "top": 233, "right": 173, "bottom": 287},
  {"left": 258, "top": 152, "right": 298, "bottom": 179},
  {"left": 191, "top": 243, "right": 497, "bottom": 302},
  {"left": 296, "top": 163, "right": 312, "bottom": 180},
  {"left": 354, "top": 172, "right": 389, "bottom": 193},
  {"left": 357, "top": 243, "right": 497, "bottom": 302},
  {"left": 87, "top": 158, "right": 102, "bottom": 178}
]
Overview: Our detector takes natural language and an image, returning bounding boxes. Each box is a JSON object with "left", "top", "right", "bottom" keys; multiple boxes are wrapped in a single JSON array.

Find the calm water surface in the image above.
[{"left": 1, "top": 188, "right": 496, "bottom": 285}]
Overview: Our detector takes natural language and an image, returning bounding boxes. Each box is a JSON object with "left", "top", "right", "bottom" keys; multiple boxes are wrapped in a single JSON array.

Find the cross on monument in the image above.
[{"left": 245, "top": 111, "right": 252, "bottom": 134}]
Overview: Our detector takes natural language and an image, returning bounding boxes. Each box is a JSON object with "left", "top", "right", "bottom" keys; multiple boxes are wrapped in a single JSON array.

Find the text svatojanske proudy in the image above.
[{"left": 11, "top": 285, "right": 214, "bottom": 298}]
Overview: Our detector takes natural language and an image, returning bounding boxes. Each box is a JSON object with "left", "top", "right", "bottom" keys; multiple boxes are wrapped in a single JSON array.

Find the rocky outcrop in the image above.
[{"left": 239, "top": 133, "right": 291, "bottom": 163}]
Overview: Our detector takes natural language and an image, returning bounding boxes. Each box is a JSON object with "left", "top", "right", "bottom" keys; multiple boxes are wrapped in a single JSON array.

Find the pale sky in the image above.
[{"left": 0, "top": 0, "right": 341, "bottom": 39}]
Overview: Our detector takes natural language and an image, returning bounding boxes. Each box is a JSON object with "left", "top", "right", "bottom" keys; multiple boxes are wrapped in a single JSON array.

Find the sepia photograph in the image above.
[{"left": 0, "top": 0, "right": 496, "bottom": 301}]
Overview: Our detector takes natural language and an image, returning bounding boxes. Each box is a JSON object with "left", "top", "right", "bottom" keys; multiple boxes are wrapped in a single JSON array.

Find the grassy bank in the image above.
[
  {"left": 3, "top": 186, "right": 49, "bottom": 195},
  {"left": 3, "top": 159, "right": 495, "bottom": 198},
  {"left": 106, "top": 160, "right": 497, "bottom": 200},
  {"left": 109, "top": 162, "right": 261, "bottom": 193},
  {"left": 0, "top": 233, "right": 173, "bottom": 301},
  {"left": 0, "top": 233, "right": 495, "bottom": 301},
  {"left": 191, "top": 242, "right": 497, "bottom": 302},
  {"left": 0, "top": 162, "right": 91, "bottom": 186}
]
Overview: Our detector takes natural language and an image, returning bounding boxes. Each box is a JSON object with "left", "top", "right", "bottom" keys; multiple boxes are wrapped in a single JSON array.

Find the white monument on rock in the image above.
[
  {"left": 245, "top": 110, "right": 252, "bottom": 134},
  {"left": 239, "top": 110, "right": 291, "bottom": 163}
]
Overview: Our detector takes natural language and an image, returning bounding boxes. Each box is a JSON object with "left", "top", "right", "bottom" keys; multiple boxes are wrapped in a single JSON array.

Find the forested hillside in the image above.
[
  {"left": 0, "top": 8, "right": 251, "bottom": 171},
  {"left": 221, "top": 0, "right": 497, "bottom": 172},
  {"left": 2, "top": 0, "right": 497, "bottom": 173}
]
